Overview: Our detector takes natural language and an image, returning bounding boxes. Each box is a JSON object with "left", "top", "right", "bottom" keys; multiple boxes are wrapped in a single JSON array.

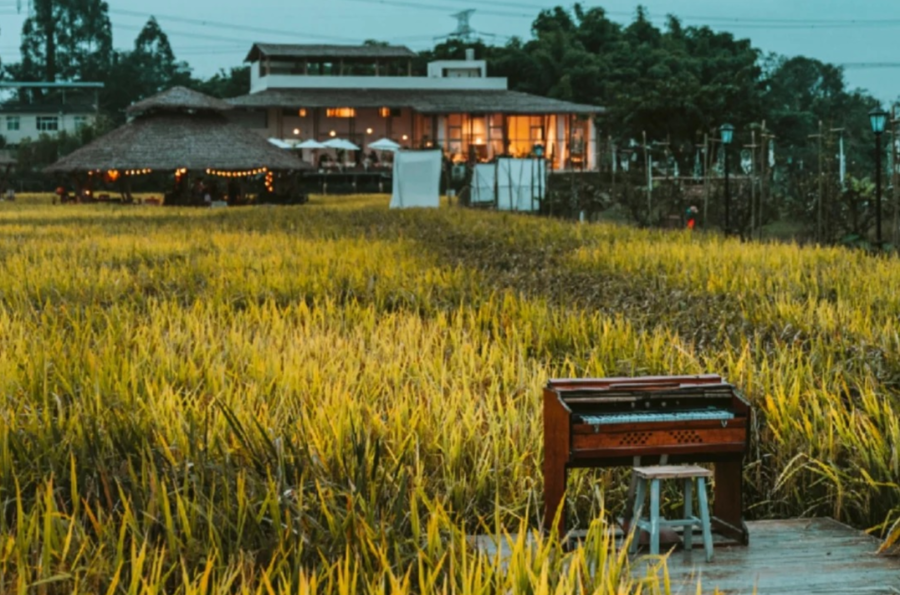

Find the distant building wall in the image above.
[{"left": 0, "top": 112, "right": 96, "bottom": 146}]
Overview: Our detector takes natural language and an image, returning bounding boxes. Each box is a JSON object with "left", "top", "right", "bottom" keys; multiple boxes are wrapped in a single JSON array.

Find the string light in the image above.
[{"left": 205, "top": 167, "right": 269, "bottom": 178}]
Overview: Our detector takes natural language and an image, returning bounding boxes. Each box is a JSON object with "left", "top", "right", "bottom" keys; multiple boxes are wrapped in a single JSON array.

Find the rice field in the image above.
[{"left": 0, "top": 193, "right": 898, "bottom": 593}]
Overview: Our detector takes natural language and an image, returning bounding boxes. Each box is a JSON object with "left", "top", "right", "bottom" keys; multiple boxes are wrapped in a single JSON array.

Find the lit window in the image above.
[
  {"left": 74, "top": 116, "right": 88, "bottom": 129},
  {"left": 6, "top": 116, "right": 20, "bottom": 131},
  {"left": 36, "top": 116, "right": 59, "bottom": 132},
  {"left": 379, "top": 107, "right": 401, "bottom": 118},
  {"left": 326, "top": 108, "right": 356, "bottom": 118}
]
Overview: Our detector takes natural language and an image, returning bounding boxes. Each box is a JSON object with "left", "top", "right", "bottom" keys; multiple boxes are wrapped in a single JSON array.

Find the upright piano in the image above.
[{"left": 543, "top": 375, "right": 751, "bottom": 544}]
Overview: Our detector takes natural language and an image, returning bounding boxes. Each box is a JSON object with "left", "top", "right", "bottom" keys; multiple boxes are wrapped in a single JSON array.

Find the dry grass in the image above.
[{"left": 0, "top": 194, "right": 897, "bottom": 593}]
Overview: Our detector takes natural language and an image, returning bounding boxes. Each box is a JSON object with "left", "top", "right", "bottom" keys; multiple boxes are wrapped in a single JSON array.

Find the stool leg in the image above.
[
  {"left": 630, "top": 478, "right": 647, "bottom": 555},
  {"left": 649, "top": 478, "right": 660, "bottom": 556},
  {"left": 683, "top": 478, "right": 693, "bottom": 552},
  {"left": 697, "top": 477, "right": 714, "bottom": 562}
]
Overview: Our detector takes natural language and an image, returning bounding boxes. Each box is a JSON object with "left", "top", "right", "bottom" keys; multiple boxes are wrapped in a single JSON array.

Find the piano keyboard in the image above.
[{"left": 579, "top": 409, "right": 735, "bottom": 426}]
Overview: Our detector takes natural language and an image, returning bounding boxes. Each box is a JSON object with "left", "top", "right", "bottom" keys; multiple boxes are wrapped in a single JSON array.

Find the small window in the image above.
[
  {"left": 326, "top": 108, "right": 356, "bottom": 118},
  {"left": 74, "top": 116, "right": 88, "bottom": 129},
  {"left": 379, "top": 107, "right": 401, "bottom": 118},
  {"left": 37, "top": 116, "right": 59, "bottom": 132},
  {"left": 6, "top": 116, "right": 20, "bottom": 131}
]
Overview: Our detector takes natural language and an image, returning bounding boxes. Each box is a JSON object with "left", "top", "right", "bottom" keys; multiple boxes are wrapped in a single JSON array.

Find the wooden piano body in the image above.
[{"left": 543, "top": 375, "right": 751, "bottom": 544}]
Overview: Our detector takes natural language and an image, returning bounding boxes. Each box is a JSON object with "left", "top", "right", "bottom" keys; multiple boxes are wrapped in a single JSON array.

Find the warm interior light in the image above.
[
  {"left": 330, "top": 130, "right": 337, "bottom": 137},
  {"left": 293, "top": 128, "right": 300, "bottom": 135},
  {"left": 326, "top": 107, "right": 356, "bottom": 118},
  {"left": 402, "top": 134, "right": 408, "bottom": 141},
  {"left": 298, "top": 108, "right": 307, "bottom": 117},
  {"left": 366, "top": 128, "right": 373, "bottom": 134}
]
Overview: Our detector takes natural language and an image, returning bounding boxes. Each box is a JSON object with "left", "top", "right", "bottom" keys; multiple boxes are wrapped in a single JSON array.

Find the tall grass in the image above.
[{"left": 0, "top": 195, "right": 897, "bottom": 593}]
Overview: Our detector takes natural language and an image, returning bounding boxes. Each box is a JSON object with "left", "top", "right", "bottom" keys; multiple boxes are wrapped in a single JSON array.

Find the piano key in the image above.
[{"left": 579, "top": 409, "right": 735, "bottom": 425}]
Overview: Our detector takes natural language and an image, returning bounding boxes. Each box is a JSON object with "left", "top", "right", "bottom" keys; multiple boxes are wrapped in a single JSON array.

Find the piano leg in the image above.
[
  {"left": 712, "top": 459, "right": 749, "bottom": 544},
  {"left": 543, "top": 464, "right": 568, "bottom": 539}
]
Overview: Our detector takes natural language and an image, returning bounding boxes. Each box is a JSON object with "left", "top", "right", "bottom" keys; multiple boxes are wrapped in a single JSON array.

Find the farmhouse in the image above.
[
  {"left": 228, "top": 44, "right": 603, "bottom": 170},
  {"left": 0, "top": 82, "right": 103, "bottom": 147}
]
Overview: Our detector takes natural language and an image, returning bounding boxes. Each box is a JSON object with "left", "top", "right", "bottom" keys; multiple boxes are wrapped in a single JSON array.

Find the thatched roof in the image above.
[
  {"left": 230, "top": 88, "right": 603, "bottom": 115},
  {"left": 127, "top": 86, "right": 233, "bottom": 116},
  {"left": 245, "top": 43, "right": 416, "bottom": 62},
  {"left": 45, "top": 111, "right": 309, "bottom": 173}
]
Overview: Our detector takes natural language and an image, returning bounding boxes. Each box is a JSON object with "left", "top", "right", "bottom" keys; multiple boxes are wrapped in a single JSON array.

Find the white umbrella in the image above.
[
  {"left": 368, "top": 137, "right": 401, "bottom": 152},
  {"left": 323, "top": 138, "right": 361, "bottom": 151},
  {"left": 296, "top": 139, "right": 327, "bottom": 149},
  {"left": 268, "top": 138, "right": 293, "bottom": 149}
]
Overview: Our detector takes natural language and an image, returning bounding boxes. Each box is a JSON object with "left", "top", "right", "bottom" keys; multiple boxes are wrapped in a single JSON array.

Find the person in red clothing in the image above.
[{"left": 686, "top": 205, "right": 699, "bottom": 230}]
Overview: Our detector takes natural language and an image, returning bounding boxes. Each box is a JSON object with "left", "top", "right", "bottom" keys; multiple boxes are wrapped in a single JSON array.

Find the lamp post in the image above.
[
  {"left": 869, "top": 107, "right": 888, "bottom": 248},
  {"left": 720, "top": 123, "right": 735, "bottom": 234}
]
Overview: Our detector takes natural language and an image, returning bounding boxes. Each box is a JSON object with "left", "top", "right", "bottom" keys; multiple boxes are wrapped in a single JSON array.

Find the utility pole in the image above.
[
  {"left": 698, "top": 133, "right": 711, "bottom": 228},
  {"left": 744, "top": 131, "right": 760, "bottom": 239},
  {"left": 759, "top": 122, "right": 777, "bottom": 242},
  {"left": 891, "top": 104, "right": 900, "bottom": 246},
  {"left": 643, "top": 130, "right": 651, "bottom": 222},
  {"left": 808, "top": 121, "right": 825, "bottom": 243},
  {"left": 610, "top": 135, "right": 616, "bottom": 203}
]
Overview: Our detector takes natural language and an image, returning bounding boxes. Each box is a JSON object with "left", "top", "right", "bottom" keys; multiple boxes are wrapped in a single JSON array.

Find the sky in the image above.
[{"left": 0, "top": 0, "right": 899, "bottom": 102}]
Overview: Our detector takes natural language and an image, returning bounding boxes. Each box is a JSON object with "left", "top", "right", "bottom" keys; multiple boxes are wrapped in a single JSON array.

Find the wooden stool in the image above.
[{"left": 629, "top": 465, "right": 714, "bottom": 562}]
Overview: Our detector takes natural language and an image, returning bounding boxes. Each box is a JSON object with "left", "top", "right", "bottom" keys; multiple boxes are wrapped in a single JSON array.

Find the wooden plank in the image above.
[
  {"left": 572, "top": 417, "right": 745, "bottom": 434},
  {"left": 471, "top": 518, "right": 900, "bottom": 594},
  {"left": 640, "top": 518, "right": 900, "bottom": 594},
  {"left": 572, "top": 427, "right": 746, "bottom": 451},
  {"left": 542, "top": 389, "right": 570, "bottom": 537},
  {"left": 570, "top": 441, "right": 746, "bottom": 459},
  {"left": 634, "top": 465, "right": 712, "bottom": 479}
]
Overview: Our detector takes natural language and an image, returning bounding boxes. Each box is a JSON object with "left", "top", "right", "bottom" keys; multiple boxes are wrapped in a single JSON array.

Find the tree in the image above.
[
  {"left": 100, "top": 17, "right": 193, "bottom": 120},
  {"left": 192, "top": 67, "right": 251, "bottom": 99},
  {"left": 17, "top": 0, "right": 113, "bottom": 86}
]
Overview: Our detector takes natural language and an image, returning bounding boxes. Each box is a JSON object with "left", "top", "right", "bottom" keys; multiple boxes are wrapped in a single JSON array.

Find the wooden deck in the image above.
[{"left": 471, "top": 518, "right": 900, "bottom": 594}]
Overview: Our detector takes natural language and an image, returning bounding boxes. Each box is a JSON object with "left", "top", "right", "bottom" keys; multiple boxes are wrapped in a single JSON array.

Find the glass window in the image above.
[
  {"left": 74, "top": 116, "right": 88, "bottom": 129},
  {"left": 6, "top": 116, "right": 20, "bottom": 131},
  {"left": 37, "top": 116, "right": 59, "bottom": 132},
  {"left": 326, "top": 108, "right": 356, "bottom": 118}
]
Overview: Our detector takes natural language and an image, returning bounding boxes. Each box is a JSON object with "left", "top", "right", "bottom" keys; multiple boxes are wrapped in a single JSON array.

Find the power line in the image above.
[
  {"left": 339, "top": 0, "right": 531, "bottom": 19},
  {"left": 840, "top": 63, "right": 900, "bottom": 70},
  {"left": 340, "top": 0, "right": 900, "bottom": 30},
  {"left": 108, "top": 8, "right": 363, "bottom": 43}
]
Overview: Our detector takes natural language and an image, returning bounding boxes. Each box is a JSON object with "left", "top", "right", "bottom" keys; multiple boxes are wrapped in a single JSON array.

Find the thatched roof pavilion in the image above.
[{"left": 46, "top": 86, "right": 309, "bottom": 174}]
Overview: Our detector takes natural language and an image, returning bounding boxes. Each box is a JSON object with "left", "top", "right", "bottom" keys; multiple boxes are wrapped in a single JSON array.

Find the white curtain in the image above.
[{"left": 390, "top": 150, "right": 442, "bottom": 209}]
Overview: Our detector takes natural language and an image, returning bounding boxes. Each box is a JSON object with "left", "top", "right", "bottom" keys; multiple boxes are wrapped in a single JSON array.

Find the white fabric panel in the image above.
[
  {"left": 472, "top": 164, "right": 496, "bottom": 204},
  {"left": 390, "top": 150, "right": 442, "bottom": 209},
  {"left": 496, "top": 158, "right": 545, "bottom": 212}
]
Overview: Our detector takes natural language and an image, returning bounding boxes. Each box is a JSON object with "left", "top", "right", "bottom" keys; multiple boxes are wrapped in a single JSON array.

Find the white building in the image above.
[
  {"left": 230, "top": 44, "right": 603, "bottom": 170},
  {"left": 0, "top": 82, "right": 102, "bottom": 146}
]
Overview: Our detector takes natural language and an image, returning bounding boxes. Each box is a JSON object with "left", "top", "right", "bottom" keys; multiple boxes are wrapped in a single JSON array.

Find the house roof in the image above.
[
  {"left": 229, "top": 88, "right": 603, "bottom": 115},
  {"left": 127, "top": 86, "right": 233, "bottom": 116},
  {"left": 0, "top": 102, "right": 96, "bottom": 115},
  {"left": 245, "top": 43, "right": 417, "bottom": 63},
  {"left": 45, "top": 111, "right": 309, "bottom": 173}
]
